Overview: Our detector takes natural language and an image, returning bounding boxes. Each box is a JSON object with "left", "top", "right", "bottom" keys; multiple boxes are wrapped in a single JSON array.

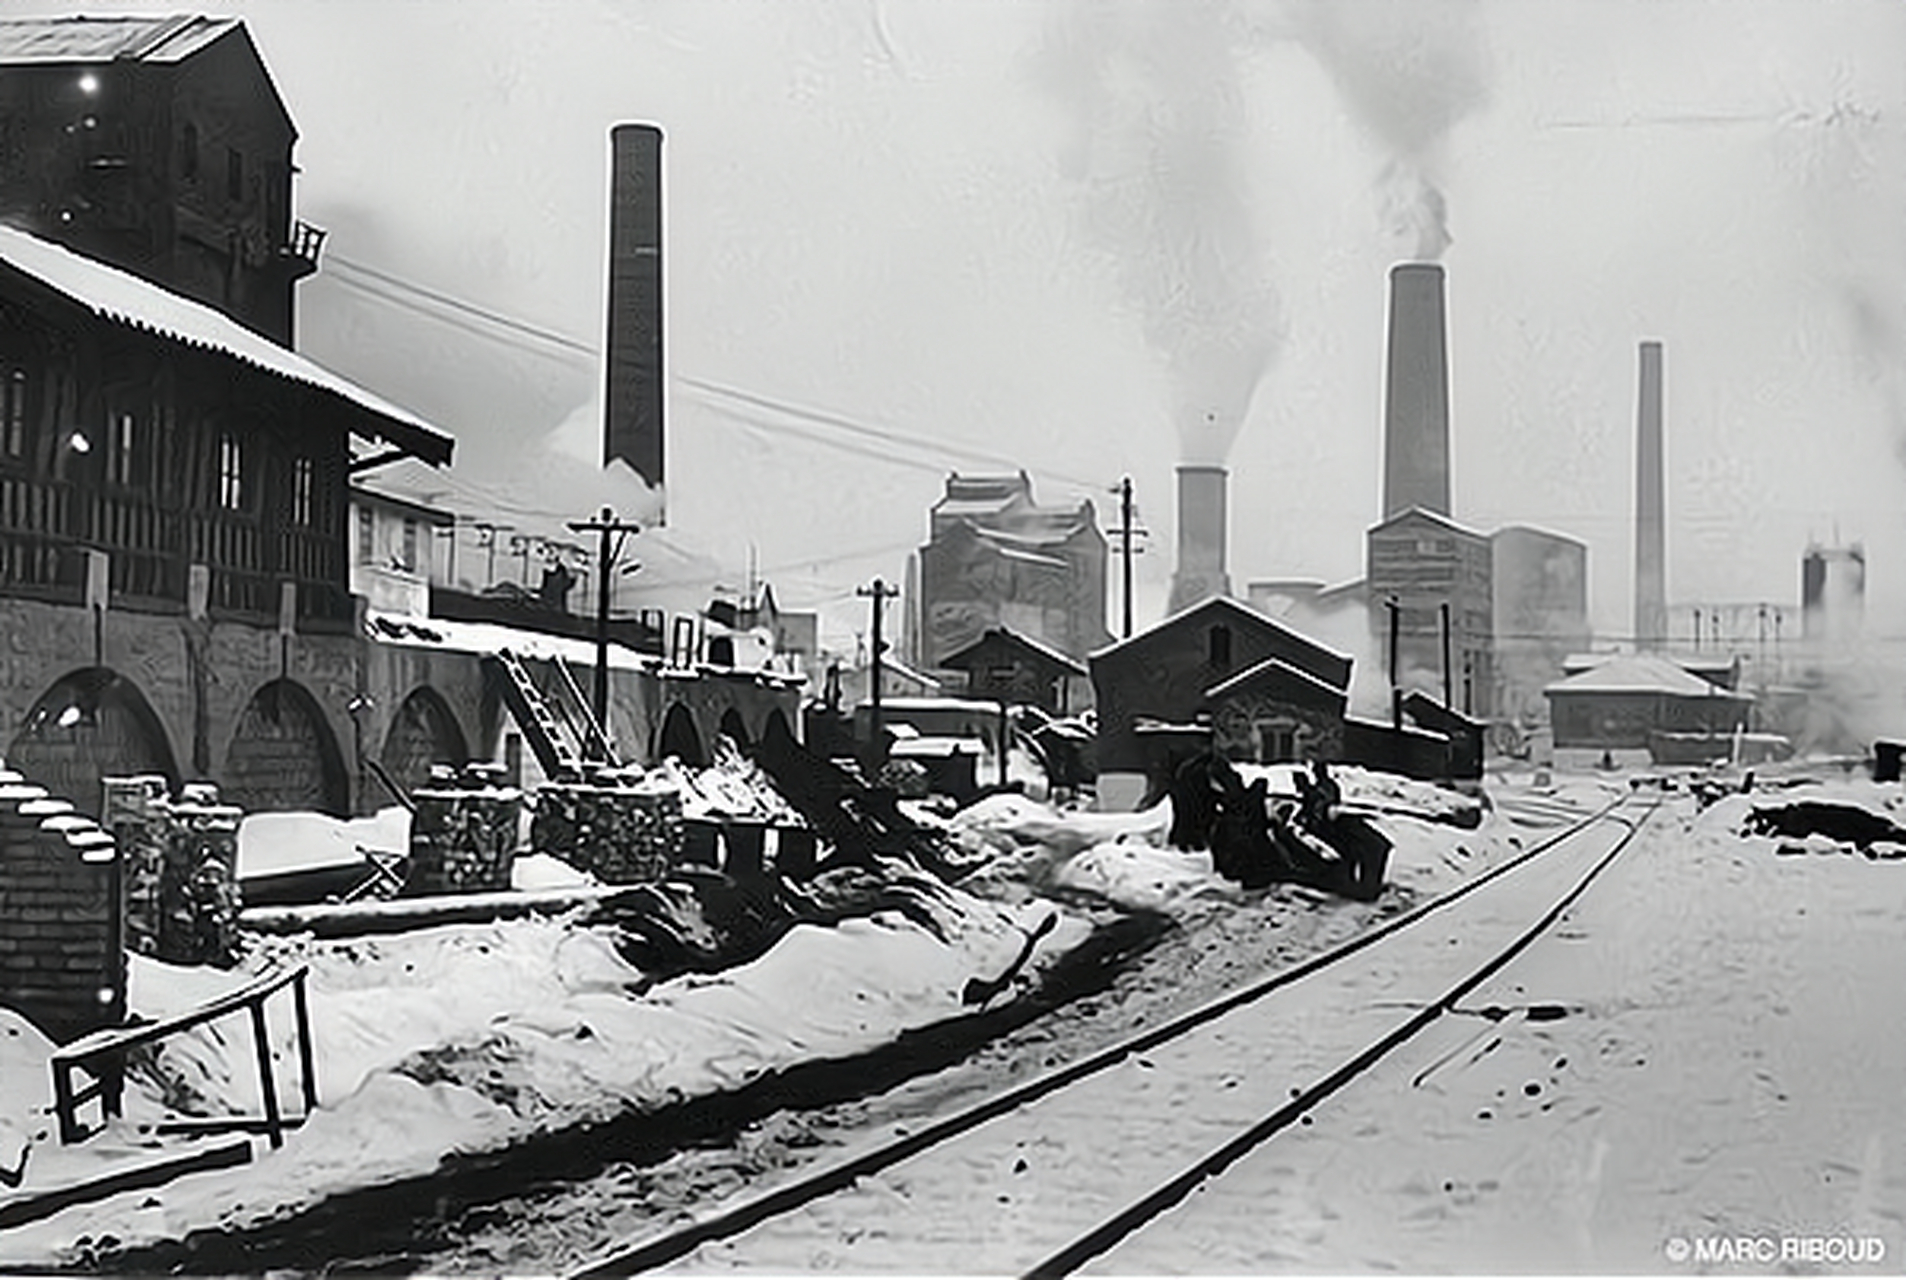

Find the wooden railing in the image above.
[
  {"left": 0, "top": 473, "right": 352, "bottom": 625},
  {"left": 49, "top": 963, "right": 317, "bottom": 1148}
]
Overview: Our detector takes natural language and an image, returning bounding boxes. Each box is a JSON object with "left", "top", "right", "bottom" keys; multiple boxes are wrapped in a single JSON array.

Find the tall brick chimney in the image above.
[
  {"left": 1382, "top": 263, "right": 1452, "bottom": 520},
  {"left": 603, "top": 123, "right": 665, "bottom": 505},
  {"left": 1634, "top": 340, "right": 1667, "bottom": 650},
  {"left": 1167, "top": 464, "right": 1231, "bottom": 613}
]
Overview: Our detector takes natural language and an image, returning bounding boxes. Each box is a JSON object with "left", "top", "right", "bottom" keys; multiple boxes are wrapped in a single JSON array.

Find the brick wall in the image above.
[{"left": 0, "top": 766, "right": 121, "bottom": 1044}]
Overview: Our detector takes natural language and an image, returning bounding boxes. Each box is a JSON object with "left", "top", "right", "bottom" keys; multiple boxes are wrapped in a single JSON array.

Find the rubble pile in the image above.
[{"left": 1743, "top": 797, "right": 1906, "bottom": 858}]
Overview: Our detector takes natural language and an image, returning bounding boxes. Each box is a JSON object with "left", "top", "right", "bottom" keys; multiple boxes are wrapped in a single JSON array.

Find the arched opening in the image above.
[
  {"left": 222, "top": 680, "right": 349, "bottom": 815},
  {"left": 654, "top": 702, "right": 706, "bottom": 768},
  {"left": 763, "top": 706, "right": 794, "bottom": 749},
  {"left": 380, "top": 686, "right": 470, "bottom": 800},
  {"left": 7, "top": 668, "right": 178, "bottom": 814},
  {"left": 717, "top": 706, "right": 751, "bottom": 753}
]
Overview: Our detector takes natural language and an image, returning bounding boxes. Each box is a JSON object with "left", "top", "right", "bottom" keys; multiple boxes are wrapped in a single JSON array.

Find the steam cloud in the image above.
[
  {"left": 1037, "top": 0, "right": 1282, "bottom": 466},
  {"left": 1037, "top": 0, "right": 1488, "bottom": 466}
]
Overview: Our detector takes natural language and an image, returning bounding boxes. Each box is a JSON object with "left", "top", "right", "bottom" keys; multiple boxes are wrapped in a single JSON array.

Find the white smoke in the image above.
[{"left": 1036, "top": 0, "right": 1489, "bottom": 467}]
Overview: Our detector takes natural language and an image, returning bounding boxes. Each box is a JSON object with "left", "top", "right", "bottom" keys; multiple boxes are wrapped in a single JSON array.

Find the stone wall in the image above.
[
  {"left": 407, "top": 764, "right": 523, "bottom": 896},
  {"left": 0, "top": 766, "right": 121, "bottom": 1043},
  {"left": 530, "top": 781, "right": 683, "bottom": 885},
  {"left": 103, "top": 776, "right": 243, "bottom": 968}
]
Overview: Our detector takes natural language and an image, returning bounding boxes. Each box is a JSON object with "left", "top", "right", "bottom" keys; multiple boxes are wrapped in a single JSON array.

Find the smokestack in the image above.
[
  {"left": 1382, "top": 263, "right": 1451, "bottom": 520},
  {"left": 1634, "top": 340, "right": 1667, "bottom": 650},
  {"left": 1168, "top": 464, "right": 1231, "bottom": 613},
  {"left": 603, "top": 123, "right": 665, "bottom": 503}
]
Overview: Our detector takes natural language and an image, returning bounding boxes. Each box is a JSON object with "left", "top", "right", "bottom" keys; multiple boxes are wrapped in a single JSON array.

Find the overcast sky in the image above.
[{"left": 26, "top": 0, "right": 1906, "bottom": 652}]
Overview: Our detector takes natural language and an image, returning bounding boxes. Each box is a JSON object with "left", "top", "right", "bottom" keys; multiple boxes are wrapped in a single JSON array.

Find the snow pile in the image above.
[
  {"left": 1699, "top": 778, "right": 1906, "bottom": 859},
  {"left": 236, "top": 807, "right": 410, "bottom": 878},
  {"left": 0, "top": 885, "right": 1087, "bottom": 1263},
  {"left": 1234, "top": 762, "right": 1487, "bottom": 827}
]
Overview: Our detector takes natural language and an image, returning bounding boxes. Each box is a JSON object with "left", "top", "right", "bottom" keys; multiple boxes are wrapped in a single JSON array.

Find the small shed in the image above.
[
  {"left": 1401, "top": 691, "right": 1485, "bottom": 780},
  {"left": 941, "top": 625, "right": 1088, "bottom": 716},
  {"left": 1545, "top": 654, "right": 1752, "bottom": 754}
]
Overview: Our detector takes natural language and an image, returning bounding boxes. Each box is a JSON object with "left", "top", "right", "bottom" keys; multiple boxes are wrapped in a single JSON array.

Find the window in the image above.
[
  {"left": 180, "top": 122, "right": 198, "bottom": 180},
  {"left": 292, "top": 457, "right": 314, "bottom": 526},
  {"left": 400, "top": 517, "right": 419, "bottom": 572},
  {"left": 216, "top": 433, "right": 243, "bottom": 509},
  {"left": 226, "top": 147, "right": 243, "bottom": 202},
  {"left": 105, "top": 409, "right": 136, "bottom": 485},
  {"left": 356, "top": 506, "right": 374, "bottom": 563},
  {"left": 1207, "top": 623, "right": 1232, "bottom": 669},
  {"left": 2, "top": 366, "right": 27, "bottom": 457}
]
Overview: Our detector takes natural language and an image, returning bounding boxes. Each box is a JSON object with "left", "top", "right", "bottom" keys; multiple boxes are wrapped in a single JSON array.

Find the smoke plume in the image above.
[
  {"left": 1284, "top": 0, "right": 1489, "bottom": 260},
  {"left": 1036, "top": 0, "right": 1283, "bottom": 466},
  {"left": 1037, "top": 1, "right": 1488, "bottom": 466}
]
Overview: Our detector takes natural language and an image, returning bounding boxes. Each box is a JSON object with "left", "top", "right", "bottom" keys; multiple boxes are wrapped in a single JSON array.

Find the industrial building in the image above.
[{"left": 909, "top": 471, "right": 1110, "bottom": 672}]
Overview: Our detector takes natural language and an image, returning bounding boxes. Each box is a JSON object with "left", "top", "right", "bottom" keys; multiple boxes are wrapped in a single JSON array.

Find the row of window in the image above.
[
  {"left": 357, "top": 507, "right": 422, "bottom": 572},
  {"left": 0, "top": 355, "right": 326, "bottom": 525}
]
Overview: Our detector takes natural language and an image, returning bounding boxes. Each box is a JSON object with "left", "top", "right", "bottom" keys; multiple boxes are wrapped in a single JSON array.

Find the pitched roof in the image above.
[
  {"left": 1204, "top": 654, "right": 1348, "bottom": 703},
  {"left": 1544, "top": 653, "right": 1745, "bottom": 697},
  {"left": 0, "top": 224, "right": 453, "bottom": 467},
  {"left": 940, "top": 625, "right": 1088, "bottom": 676},
  {"left": 1089, "top": 594, "right": 1353, "bottom": 667},
  {"left": 0, "top": 14, "right": 242, "bottom": 63}
]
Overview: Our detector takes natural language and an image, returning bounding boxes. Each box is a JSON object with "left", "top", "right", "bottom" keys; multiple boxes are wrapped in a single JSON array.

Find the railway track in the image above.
[{"left": 570, "top": 789, "right": 1661, "bottom": 1277}]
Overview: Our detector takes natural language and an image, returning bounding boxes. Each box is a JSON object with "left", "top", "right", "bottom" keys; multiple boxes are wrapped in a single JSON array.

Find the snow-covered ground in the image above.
[
  {"left": 1096, "top": 776, "right": 1906, "bottom": 1273},
  {"left": 0, "top": 770, "right": 1557, "bottom": 1268}
]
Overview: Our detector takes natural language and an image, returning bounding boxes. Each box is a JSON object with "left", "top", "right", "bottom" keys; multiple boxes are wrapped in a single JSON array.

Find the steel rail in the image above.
[{"left": 568, "top": 789, "right": 1640, "bottom": 1278}]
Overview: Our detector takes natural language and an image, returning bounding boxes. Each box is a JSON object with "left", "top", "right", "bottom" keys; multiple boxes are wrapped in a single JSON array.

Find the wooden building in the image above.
[
  {"left": 0, "top": 14, "right": 319, "bottom": 346},
  {"left": 940, "top": 624, "right": 1086, "bottom": 716}
]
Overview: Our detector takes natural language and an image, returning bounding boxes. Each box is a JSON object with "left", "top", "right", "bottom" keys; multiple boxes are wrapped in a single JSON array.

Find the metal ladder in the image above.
[
  {"left": 552, "top": 655, "right": 621, "bottom": 767},
  {"left": 492, "top": 648, "right": 583, "bottom": 781}
]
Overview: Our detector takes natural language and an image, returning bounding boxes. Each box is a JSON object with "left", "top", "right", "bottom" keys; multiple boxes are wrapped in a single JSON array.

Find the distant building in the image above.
[
  {"left": 0, "top": 14, "right": 322, "bottom": 345},
  {"left": 1801, "top": 542, "right": 1864, "bottom": 650},
  {"left": 914, "top": 471, "right": 1110, "bottom": 672},
  {"left": 349, "top": 484, "right": 453, "bottom": 617},
  {"left": 941, "top": 625, "right": 1087, "bottom": 716},
  {"left": 1545, "top": 653, "right": 1752, "bottom": 768},
  {"left": 1366, "top": 506, "right": 1494, "bottom": 718},
  {"left": 1490, "top": 525, "right": 1589, "bottom": 727}
]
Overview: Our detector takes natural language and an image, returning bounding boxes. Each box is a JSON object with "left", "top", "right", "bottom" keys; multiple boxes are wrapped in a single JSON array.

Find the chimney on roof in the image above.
[
  {"left": 603, "top": 123, "right": 665, "bottom": 508},
  {"left": 1382, "top": 263, "right": 1452, "bottom": 520},
  {"left": 1634, "top": 340, "right": 1667, "bottom": 650}
]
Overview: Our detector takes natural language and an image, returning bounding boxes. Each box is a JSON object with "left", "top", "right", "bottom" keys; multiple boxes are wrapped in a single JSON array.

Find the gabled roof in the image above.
[
  {"left": 1204, "top": 654, "right": 1347, "bottom": 703},
  {"left": 1089, "top": 594, "right": 1353, "bottom": 667},
  {"left": 941, "top": 625, "right": 1088, "bottom": 676},
  {"left": 0, "top": 225, "right": 453, "bottom": 467},
  {"left": 1369, "top": 505, "right": 1488, "bottom": 539},
  {"left": 1544, "top": 654, "right": 1746, "bottom": 698}
]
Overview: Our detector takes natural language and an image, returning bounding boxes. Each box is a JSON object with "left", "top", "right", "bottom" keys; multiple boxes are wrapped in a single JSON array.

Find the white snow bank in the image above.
[
  {"left": 0, "top": 889, "right": 1087, "bottom": 1264},
  {"left": 237, "top": 808, "right": 409, "bottom": 878}
]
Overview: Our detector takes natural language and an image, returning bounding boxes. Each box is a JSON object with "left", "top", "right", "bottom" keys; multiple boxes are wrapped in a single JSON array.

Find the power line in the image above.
[{"left": 326, "top": 253, "right": 599, "bottom": 357}]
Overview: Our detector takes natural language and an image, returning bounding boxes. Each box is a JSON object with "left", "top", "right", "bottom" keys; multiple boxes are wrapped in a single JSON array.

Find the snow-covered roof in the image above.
[
  {"left": 0, "top": 14, "right": 242, "bottom": 64},
  {"left": 0, "top": 225, "right": 454, "bottom": 467},
  {"left": 940, "top": 626, "right": 1088, "bottom": 676},
  {"left": 1204, "top": 654, "right": 1348, "bottom": 702},
  {"left": 1545, "top": 653, "right": 1746, "bottom": 697},
  {"left": 364, "top": 610, "right": 657, "bottom": 672}
]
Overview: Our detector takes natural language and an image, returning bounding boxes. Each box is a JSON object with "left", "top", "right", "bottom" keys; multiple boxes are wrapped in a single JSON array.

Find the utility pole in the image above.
[
  {"left": 1440, "top": 601, "right": 1453, "bottom": 709},
  {"left": 1118, "top": 477, "right": 1137, "bottom": 638},
  {"left": 566, "top": 506, "right": 641, "bottom": 754},
  {"left": 857, "top": 576, "right": 900, "bottom": 749},
  {"left": 1386, "top": 594, "right": 1401, "bottom": 730}
]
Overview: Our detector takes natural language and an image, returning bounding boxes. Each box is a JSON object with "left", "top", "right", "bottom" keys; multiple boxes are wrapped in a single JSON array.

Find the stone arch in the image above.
[
  {"left": 717, "top": 706, "right": 751, "bottom": 753},
  {"left": 7, "top": 667, "right": 178, "bottom": 815},
  {"left": 763, "top": 706, "right": 794, "bottom": 749},
  {"left": 222, "top": 679, "right": 349, "bottom": 816},
  {"left": 381, "top": 686, "right": 469, "bottom": 799},
  {"left": 654, "top": 701, "right": 706, "bottom": 768}
]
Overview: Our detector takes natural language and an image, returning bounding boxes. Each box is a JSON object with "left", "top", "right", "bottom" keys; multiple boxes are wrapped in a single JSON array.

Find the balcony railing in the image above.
[{"left": 0, "top": 473, "right": 350, "bottom": 627}]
